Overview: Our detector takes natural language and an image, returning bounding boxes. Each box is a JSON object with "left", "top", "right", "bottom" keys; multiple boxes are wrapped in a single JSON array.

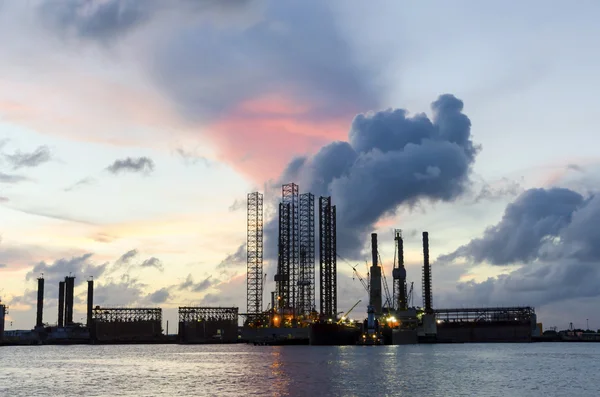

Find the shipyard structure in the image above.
[
  {"left": 243, "top": 182, "right": 539, "bottom": 345},
  {"left": 1, "top": 275, "right": 239, "bottom": 345}
]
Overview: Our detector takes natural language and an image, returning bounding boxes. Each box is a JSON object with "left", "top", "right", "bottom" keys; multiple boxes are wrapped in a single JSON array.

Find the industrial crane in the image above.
[
  {"left": 338, "top": 299, "right": 362, "bottom": 323},
  {"left": 378, "top": 252, "right": 393, "bottom": 310}
]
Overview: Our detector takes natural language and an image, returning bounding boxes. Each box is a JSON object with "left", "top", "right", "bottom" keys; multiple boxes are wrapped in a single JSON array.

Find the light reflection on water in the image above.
[{"left": 1, "top": 344, "right": 600, "bottom": 396}]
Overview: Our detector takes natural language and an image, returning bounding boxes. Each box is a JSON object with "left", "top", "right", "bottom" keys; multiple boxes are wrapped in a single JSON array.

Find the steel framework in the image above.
[
  {"left": 435, "top": 307, "right": 535, "bottom": 323},
  {"left": 422, "top": 232, "right": 433, "bottom": 313},
  {"left": 178, "top": 307, "right": 238, "bottom": 322},
  {"left": 276, "top": 202, "right": 291, "bottom": 312},
  {"left": 298, "top": 192, "right": 315, "bottom": 315},
  {"left": 282, "top": 183, "right": 299, "bottom": 314},
  {"left": 392, "top": 229, "right": 408, "bottom": 311},
  {"left": 319, "top": 196, "right": 337, "bottom": 318},
  {"left": 92, "top": 307, "right": 162, "bottom": 323},
  {"left": 247, "top": 192, "right": 263, "bottom": 318}
]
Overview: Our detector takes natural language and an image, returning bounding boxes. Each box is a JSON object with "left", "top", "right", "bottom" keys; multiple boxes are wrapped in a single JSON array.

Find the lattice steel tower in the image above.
[
  {"left": 319, "top": 196, "right": 337, "bottom": 318},
  {"left": 276, "top": 201, "right": 291, "bottom": 312},
  {"left": 247, "top": 192, "right": 264, "bottom": 317},
  {"left": 282, "top": 183, "right": 299, "bottom": 314},
  {"left": 299, "top": 192, "right": 315, "bottom": 315},
  {"left": 422, "top": 231, "right": 433, "bottom": 314},
  {"left": 392, "top": 229, "right": 408, "bottom": 311}
]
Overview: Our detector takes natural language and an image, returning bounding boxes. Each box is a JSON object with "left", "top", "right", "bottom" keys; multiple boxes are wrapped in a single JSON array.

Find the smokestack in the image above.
[
  {"left": 0, "top": 302, "right": 6, "bottom": 341},
  {"left": 36, "top": 277, "right": 44, "bottom": 328},
  {"left": 87, "top": 279, "right": 94, "bottom": 328},
  {"left": 422, "top": 231, "right": 433, "bottom": 314},
  {"left": 58, "top": 281, "right": 65, "bottom": 327},
  {"left": 64, "top": 276, "right": 75, "bottom": 326},
  {"left": 369, "top": 233, "right": 382, "bottom": 314}
]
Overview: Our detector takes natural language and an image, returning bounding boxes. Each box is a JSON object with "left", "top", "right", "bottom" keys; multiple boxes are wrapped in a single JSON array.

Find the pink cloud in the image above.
[{"left": 207, "top": 94, "right": 355, "bottom": 181}]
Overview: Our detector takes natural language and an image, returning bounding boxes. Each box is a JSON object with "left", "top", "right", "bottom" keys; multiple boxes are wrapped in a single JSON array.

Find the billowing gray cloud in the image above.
[
  {"left": 217, "top": 243, "right": 246, "bottom": 269},
  {"left": 178, "top": 274, "right": 215, "bottom": 293},
  {"left": 115, "top": 249, "right": 138, "bottom": 266},
  {"left": 150, "top": 0, "right": 380, "bottom": 123},
  {"left": 140, "top": 257, "right": 164, "bottom": 272},
  {"left": 175, "top": 148, "right": 211, "bottom": 167},
  {"left": 4, "top": 145, "right": 52, "bottom": 169},
  {"left": 64, "top": 177, "right": 96, "bottom": 192},
  {"left": 439, "top": 188, "right": 587, "bottom": 266},
  {"left": 0, "top": 172, "right": 28, "bottom": 184},
  {"left": 472, "top": 177, "right": 523, "bottom": 203},
  {"left": 0, "top": 263, "right": 6, "bottom": 268},
  {"left": 439, "top": 187, "right": 600, "bottom": 313},
  {"left": 146, "top": 287, "right": 170, "bottom": 304},
  {"left": 271, "top": 94, "right": 479, "bottom": 258},
  {"left": 37, "top": 0, "right": 253, "bottom": 43},
  {"left": 106, "top": 157, "right": 154, "bottom": 174}
]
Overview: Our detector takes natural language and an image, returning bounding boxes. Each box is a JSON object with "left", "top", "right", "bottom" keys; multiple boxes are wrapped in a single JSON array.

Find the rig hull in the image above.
[{"left": 309, "top": 323, "right": 361, "bottom": 346}]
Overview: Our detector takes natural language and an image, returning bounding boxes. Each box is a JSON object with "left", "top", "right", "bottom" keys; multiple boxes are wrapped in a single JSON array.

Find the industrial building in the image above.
[
  {"left": 92, "top": 307, "right": 163, "bottom": 343},
  {"left": 178, "top": 307, "right": 238, "bottom": 343}
]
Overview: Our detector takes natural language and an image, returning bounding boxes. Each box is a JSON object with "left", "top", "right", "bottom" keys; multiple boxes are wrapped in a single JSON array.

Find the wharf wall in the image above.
[
  {"left": 179, "top": 320, "right": 237, "bottom": 343},
  {"left": 437, "top": 321, "right": 532, "bottom": 343},
  {"left": 242, "top": 327, "right": 309, "bottom": 342},
  {"left": 94, "top": 320, "right": 162, "bottom": 343}
]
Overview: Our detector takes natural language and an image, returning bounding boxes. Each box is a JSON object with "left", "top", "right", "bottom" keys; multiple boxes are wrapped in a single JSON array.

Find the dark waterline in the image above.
[{"left": 1, "top": 343, "right": 599, "bottom": 396}]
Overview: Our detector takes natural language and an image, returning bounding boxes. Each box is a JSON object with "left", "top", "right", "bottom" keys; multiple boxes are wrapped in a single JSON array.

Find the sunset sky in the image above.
[{"left": 1, "top": 0, "right": 600, "bottom": 331}]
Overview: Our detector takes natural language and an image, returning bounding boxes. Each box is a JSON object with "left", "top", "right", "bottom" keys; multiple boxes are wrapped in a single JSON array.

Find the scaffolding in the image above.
[
  {"left": 435, "top": 307, "right": 535, "bottom": 323},
  {"left": 319, "top": 196, "right": 337, "bottom": 318},
  {"left": 247, "top": 192, "right": 264, "bottom": 318},
  {"left": 92, "top": 307, "right": 162, "bottom": 323},
  {"left": 178, "top": 307, "right": 238, "bottom": 322},
  {"left": 276, "top": 202, "right": 291, "bottom": 312},
  {"left": 282, "top": 183, "right": 299, "bottom": 315},
  {"left": 299, "top": 192, "right": 315, "bottom": 316}
]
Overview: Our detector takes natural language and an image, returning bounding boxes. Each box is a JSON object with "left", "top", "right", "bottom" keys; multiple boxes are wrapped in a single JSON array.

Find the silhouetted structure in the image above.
[
  {"left": 393, "top": 230, "right": 407, "bottom": 311},
  {"left": 319, "top": 196, "right": 337, "bottom": 318},
  {"left": 87, "top": 279, "right": 94, "bottom": 328},
  {"left": 92, "top": 307, "right": 162, "bottom": 342},
  {"left": 299, "top": 192, "right": 315, "bottom": 315},
  {"left": 57, "top": 281, "right": 65, "bottom": 327},
  {"left": 246, "top": 192, "right": 264, "bottom": 318},
  {"left": 369, "top": 233, "right": 383, "bottom": 314},
  {"left": 36, "top": 277, "right": 44, "bottom": 328},
  {"left": 422, "top": 232, "right": 433, "bottom": 314},
  {"left": 64, "top": 276, "right": 75, "bottom": 326},
  {"left": 178, "top": 307, "right": 238, "bottom": 343}
]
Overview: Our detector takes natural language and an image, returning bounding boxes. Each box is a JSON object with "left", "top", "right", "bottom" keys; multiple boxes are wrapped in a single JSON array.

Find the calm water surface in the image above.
[{"left": 1, "top": 343, "right": 599, "bottom": 396}]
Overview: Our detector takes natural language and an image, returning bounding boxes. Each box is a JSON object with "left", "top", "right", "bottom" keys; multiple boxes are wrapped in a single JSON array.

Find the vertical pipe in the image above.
[
  {"left": 369, "top": 233, "right": 382, "bottom": 314},
  {"left": 423, "top": 232, "right": 432, "bottom": 313},
  {"left": 87, "top": 279, "right": 94, "bottom": 328},
  {"left": 36, "top": 277, "right": 44, "bottom": 328},
  {"left": 65, "top": 277, "right": 75, "bottom": 326},
  {"left": 58, "top": 281, "right": 65, "bottom": 327}
]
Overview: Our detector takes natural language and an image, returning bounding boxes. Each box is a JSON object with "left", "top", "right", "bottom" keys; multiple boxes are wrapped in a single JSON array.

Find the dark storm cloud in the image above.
[
  {"left": 439, "top": 188, "right": 586, "bottom": 266},
  {"left": 106, "top": 157, "right": 154, "bottom": 174},
  {"left": 271, "top": 94, "right": 479, "bottom": 258},
  {"left": 4, "top": 145, "right": 51, "bottom": 169},
  {"left": 149, "top": 0, "right": 380, "bottom": 122}
]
